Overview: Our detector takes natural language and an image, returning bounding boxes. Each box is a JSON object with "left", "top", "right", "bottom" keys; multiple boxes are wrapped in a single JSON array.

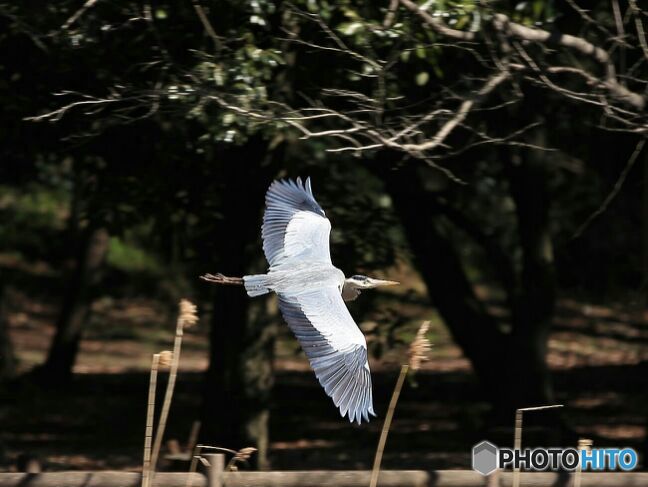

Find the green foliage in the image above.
[
  {"left": 0, "top": 183, "right": 70, "bottom": 263},
  {"left": 0, "top": 0, "right": 643, "bottom": 305},
  {"left": 105, "top": 236, "right": 162, "bottom": 275}
]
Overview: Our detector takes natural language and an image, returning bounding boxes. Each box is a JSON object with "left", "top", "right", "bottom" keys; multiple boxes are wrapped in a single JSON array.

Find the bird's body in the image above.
[
  {"left": 244, "top": 262, "right": 345, "bottom": 297},
  {"left": 204, "top": 177, "right": 398, "bottom": 424}
]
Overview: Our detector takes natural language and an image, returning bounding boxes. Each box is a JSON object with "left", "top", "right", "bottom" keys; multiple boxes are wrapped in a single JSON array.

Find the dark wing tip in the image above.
[
  {"left": 321, "top": 348, "right": 373, "bottom": 425},
  {"left": 265, "top": 177, "right": 325, "bottom": 217}
]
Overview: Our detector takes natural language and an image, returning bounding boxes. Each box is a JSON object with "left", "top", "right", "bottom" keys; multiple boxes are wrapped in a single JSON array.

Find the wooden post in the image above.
[
  {"left": 512, "top": 405, "right": 564, "bottom": 487},
  {"left": 512, "top": 410, "right": 522, "bottom": 487},
  {"left": 485, "top": 469, "right": 500, "bottom": 487},
  {"left": 205, "top": 454, "right": 225, "bottom": 487}
]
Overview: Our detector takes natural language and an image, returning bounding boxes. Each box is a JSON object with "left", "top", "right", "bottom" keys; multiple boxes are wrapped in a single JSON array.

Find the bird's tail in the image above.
[{"left": 243, "top": 274, "right": 272, "bottom": 297}]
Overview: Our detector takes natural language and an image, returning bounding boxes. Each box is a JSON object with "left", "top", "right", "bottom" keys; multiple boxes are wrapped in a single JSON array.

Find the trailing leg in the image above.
[{"left": 200, "top": 273, "right": 244, "bottom": 286}]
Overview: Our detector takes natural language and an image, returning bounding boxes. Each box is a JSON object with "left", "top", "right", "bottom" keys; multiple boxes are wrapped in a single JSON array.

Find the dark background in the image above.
[{"left": 0, "top": 0, "right": 647, "bottom": 473}]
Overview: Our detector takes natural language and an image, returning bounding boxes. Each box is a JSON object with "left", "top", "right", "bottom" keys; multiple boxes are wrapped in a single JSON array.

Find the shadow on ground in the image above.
[{"left": 1, "top": 360, "right": 646, "bottom": 472}]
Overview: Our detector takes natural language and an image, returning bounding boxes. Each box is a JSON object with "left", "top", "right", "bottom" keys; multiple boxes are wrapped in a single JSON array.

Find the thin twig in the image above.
[
  {"left": 192, "top": 1, "right": 222, "bottom": 51},
  {"left": 60, "top": 0, "right": 99, "bottom": 31},
  {"left": 629, "top": 0, "right": 648, "bottom": 61},
  {"left": 611, "top": 0, "right": 627, "bottom": 76},
  {"left": 565, "top": 0, "right": 613, "bottom": 39},
  {"left": 572, "top": 138, "right": 646, "bottom": 239},
  {"left": 400, "top": 71, "right": 511, "bottom": 153}
]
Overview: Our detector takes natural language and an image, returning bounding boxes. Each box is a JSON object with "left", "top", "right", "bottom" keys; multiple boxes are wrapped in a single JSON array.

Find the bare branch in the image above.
[
  {"left": 572, "top": 138, "right": 647, "bottom": 239},
  {"left": 389, "top": 109, "right": 451, "bottom": 142},
  {"left": 564, "top": 0, "right": 614, "bottom": 40},
  {"left": 492, "top": 13, "right": 645, "bottom": 110},
  {"left": 629, "top": 0, "right": 648, "bottom": 62},
  {"left": 441, "top": 121, "right": 550, "bottom": 159},
  {"left": 398, "top": 0, "right": 475, "bottom": 41},
  {"left": 280, "top": 36, "right": 380, "bottom": 70},
  {"left": 400, "top": 71, "right": 510, "bottom": 153},
  {"left": 60, "top": 0, "right": 99, "bottom": 32},
  {"left": 192, "top": 1, "right": 223, "bottom": 51},
  {"left": 288, "top": 8, "right": 382, "bottom": 69},
  {"left": 383, "top": 0, "right": 399, "bottom": 29},
  {"left": 24, "top": 94, "right": 121, "bottom": 122},
  {"left": 397, "top": 0, "right": 645, "bottom": 110}
]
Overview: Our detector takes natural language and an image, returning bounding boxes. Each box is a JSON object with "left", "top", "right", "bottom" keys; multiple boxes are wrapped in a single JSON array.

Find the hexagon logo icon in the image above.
[{"left": 472, "top": 441, "right": 498, "bottom": 476}]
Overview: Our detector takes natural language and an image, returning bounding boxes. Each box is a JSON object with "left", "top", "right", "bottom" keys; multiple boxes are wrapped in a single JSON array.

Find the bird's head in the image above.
[{"left": 341, "top": 274, "right": 399, "bottom": 301}]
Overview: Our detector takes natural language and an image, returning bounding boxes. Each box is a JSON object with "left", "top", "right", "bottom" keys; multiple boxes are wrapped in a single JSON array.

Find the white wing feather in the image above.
[
  {"left": 262, "top": 178, "right": 331, "bottom": 267},
  {"left": 278, "top": 287, "right": 375, "bottom": 424}
]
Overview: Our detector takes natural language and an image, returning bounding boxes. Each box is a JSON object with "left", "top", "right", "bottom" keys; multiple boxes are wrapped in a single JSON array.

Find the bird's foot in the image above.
[{"left": 200, "top": 273, "right": 244, "bottom": 285}]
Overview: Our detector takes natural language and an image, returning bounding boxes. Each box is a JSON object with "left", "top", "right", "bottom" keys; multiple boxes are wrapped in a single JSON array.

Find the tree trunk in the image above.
[
  {"left": 643, "top": 149, "right": 648, "bottom": 307},
  {"left": 378, "top": 161, "right": 507, "bottom": 404},
  {"left": 39, "top": 226, "right": 109, "bottom": 383},
  {"left": 201, "top": 138, "right": 278, "bottom": 469},
  {"left": 378, "top": 148, "right": 555, "bottom": 424},
  {"left": 502, "top": 135, "right": 556, "bottom": 416},
  {"left": 0, "top": 281, "right": 16, "bottom": 381}
]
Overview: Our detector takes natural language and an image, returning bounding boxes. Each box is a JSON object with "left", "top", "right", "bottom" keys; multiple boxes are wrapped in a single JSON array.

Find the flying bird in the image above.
[{"left": 202, "top": 177, "right": 398, "bottom": 423}]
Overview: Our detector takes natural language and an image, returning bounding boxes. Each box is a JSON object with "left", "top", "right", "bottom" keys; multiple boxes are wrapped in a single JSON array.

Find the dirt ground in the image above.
[{"left": 1, "top": 287, "right": 648, "bottom": 472}]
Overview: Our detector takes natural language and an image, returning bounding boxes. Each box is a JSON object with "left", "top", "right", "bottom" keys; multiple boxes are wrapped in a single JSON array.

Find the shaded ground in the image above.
[{"left": 1, "top": 284, "right": 648, "bottom": 471}]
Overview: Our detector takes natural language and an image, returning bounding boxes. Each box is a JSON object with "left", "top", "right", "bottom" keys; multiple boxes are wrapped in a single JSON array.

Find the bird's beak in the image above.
[{"left": 367, "top": 278, "right": 400, "bottom": 288}]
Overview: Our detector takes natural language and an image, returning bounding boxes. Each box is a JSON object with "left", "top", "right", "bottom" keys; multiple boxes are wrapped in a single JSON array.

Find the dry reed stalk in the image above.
[
  {"left": 512, "top": 404, "right": 564, "bottom": 487},
  {"left": 369, "top": 363, "right": 408, "bottom": 487},
  {"left": 142, "top": 353, "right": 161, "bottom": 487},
  {"left": 187, "top": 420, "right": 201, "bottom": 452},
  {"left": 369, "top": 321, "right": 431, "bottom": 487},
  {"left": 150, "top": 300, "right": 198, "bottom": 483},
  {"left": 574, "top": 438, "right": 592, "bottom": 487},
  {"left": 184, "top": 445, "right": 202, "bottom": 487},
  {"left": 512, "top": 409, "right": 523, "bottom": 487}
]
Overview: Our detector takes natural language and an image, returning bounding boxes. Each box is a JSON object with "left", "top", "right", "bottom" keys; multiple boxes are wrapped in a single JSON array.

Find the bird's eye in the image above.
[{"left": 352, "top": 275, "right": 365, "bottom": 280}]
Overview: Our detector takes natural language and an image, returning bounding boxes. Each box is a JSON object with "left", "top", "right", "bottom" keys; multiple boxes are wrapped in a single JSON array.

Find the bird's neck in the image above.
[{"left": 341, "top": 281, "right": 361, "bottom": 301}]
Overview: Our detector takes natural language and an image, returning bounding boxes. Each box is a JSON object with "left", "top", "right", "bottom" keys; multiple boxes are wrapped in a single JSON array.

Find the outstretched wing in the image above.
[
  {"left": 278, "top": 287, "right": 375, "bottom": 424},
  {"left": 262, "top": 177, "right": 331, "bottom": 268}
]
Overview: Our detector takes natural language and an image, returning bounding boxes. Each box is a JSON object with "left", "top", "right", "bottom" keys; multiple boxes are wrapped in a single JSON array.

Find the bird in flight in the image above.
[{"left": 202, "top": 177, "right": 398, "bottom": 423}]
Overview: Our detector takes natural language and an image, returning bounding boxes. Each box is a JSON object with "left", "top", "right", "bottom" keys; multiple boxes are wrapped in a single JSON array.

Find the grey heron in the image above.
[{"left": 202, "top": 177, "right": 398, "bottom": 424}]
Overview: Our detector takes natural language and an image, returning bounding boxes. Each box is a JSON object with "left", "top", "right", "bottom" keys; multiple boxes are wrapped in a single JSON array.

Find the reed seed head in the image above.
[
  {"left": 578, "top": 438, "right": 593, "bottom": 451},
  {"left": 408, "top": 321, "right": 432, "bottom": 371},
  {"left": 233, "top": 447, "right": 257, "bottom": 462},
  {"left": 178, "top": 299, "right": 198, "bottom": 329},
  {"left": 159, "top": 350, "right": 174, "bottom": 367},
  {"left": 227, "top": 446, "right": 258, "bottom": 471}
]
